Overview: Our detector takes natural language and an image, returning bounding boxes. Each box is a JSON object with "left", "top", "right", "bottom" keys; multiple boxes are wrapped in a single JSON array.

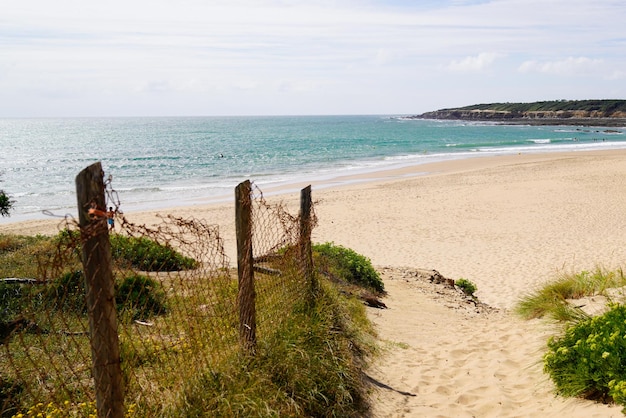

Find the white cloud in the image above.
[
  {"left": 446, "top": 52, "right": 500, "bottom": 73},
  {"left": 1, "top": 0, "right": 625, "bottom": 116},
  {"left": 608, "top": 70, "right": 626, "bottom": 80},
  {"left": 518, "top": 57, "right": 604, "bottom": 76}
]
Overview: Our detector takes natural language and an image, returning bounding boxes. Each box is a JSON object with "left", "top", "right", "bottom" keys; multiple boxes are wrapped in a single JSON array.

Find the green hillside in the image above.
[
  {"left": 415, "top": 100, "right": 626, "bottom": 125},
  {"left": 445, "top": 100, "right": 626, "bottom": 114}
]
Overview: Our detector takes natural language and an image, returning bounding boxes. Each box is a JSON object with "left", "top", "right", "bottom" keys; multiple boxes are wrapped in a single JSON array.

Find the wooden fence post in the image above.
[
  {"left": 235, "top": 180, "right": 256, "bottom": 354},
  {"left": 300, "top": 185, "right": 317, "bottom": 304},
  {"left": 76, "top": 162, "right": 124, "bottom": 418}
]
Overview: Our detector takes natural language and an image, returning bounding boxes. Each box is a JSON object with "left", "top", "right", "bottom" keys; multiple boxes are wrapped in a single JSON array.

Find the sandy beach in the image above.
[{"left": 3, "top": 149, "right": 626, "bottom": 416}]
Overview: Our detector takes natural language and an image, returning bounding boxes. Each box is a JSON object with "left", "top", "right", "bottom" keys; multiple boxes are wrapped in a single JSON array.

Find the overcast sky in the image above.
[{"left": 2, "top": 0, "right": 625, "bottom": 117}]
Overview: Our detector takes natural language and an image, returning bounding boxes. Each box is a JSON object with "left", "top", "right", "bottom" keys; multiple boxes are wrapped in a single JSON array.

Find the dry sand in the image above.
[{"left": 3, "top": 149, "right": 626, "bottom": 416}]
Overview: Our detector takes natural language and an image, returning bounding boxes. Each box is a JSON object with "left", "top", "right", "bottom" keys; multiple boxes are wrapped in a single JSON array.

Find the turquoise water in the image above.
[{"left": 1, "top": 115, "right": 625, "bottom": 222}]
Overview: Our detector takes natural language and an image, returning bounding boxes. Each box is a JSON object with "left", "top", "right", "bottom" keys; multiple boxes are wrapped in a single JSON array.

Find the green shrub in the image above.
[
  {"left": 115, "top": 274, "right": 167, "bottom": 320},
  {"left": 0, "top": 189, "right": 13, "bottom": 218},
  {"left": 313, "top": 242, "right": 384, "bottom": 293},
  {"left": 456, "top": 278, "right": 477, "bottom": 296},
  {"left": 110, "top": 235, "right": 197, "bottom": 272},
  {"left": 544, "top": 303, "right": 626, "bottom": 409},
  {"left": 43, "top": 270, "right": 87, "bottom": 313}
]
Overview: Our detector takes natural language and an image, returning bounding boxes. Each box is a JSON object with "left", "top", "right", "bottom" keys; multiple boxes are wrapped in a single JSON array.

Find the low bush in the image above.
[
  {"left": 544, "top": 303, "right": 626, "bottom": 409},
  {"left": 313, "top": 242, "right": 384, "bottom": 293},
  {"left": 115, "top": 274, "right": 168, "bottom": 320},
  {"left": 110, "top": 235, "right": 198, "bottom": 272},
  {"left": 0, "top": 235, "right": 60, "bottom": 280},
  {"left": 0, "top": 189, "right": 13, "bottom": 218},
  {"left": 41, "top": 270, "right": 86, "bottom": 313},
  {"left": 456, "top": 278, "right": 477, "bottom": 296}
]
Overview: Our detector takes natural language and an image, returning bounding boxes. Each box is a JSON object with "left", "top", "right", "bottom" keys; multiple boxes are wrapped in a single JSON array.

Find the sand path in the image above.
[
  {"left": 307, "top": 150, "right": 626, "bottom": 416},
  {"left": 366, "top": 268, "right": 621, "bottom": 417}
]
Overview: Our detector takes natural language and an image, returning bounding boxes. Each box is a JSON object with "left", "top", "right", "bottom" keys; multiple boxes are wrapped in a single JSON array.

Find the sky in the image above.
[{"left": 1, "top": 0, "right": 625, "bottom": 117}]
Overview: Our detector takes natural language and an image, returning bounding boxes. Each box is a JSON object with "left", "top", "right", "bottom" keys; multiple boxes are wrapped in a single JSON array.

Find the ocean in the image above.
[{"left": 1, "top": 115, "right": 625, "bottom": 223}]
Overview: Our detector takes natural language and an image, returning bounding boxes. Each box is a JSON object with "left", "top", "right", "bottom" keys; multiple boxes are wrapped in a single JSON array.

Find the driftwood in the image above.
[
  {"left": 253, "top": 265, "right": 282, "bottom": 276},
  {"left": 1, "top": 319, "right": 32, "bottom": 345},
  {"left": 253, "top": 252, "right": 283, "bottom": 276},
  {"left": 1, "top": 278, "right": 44, "bottom": 285},
  {"left": 253, "top": 253, "right": 283, "bottom": 264},
  {"left": 0, "top": 318, "right": 89, "bottom": 345},
  {"left": 361, "top": 293, "right": 388, "bottom": 309},
  {"left": 0, "top": 319, "right": 47, "bottom": 345}
]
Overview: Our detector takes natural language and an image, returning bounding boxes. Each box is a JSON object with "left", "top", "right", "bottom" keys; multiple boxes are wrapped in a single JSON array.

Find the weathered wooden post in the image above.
[
  {"left": 300, "top": 185, "right": 317, "bottom": 305},
  {"left": 76, "top": 162, "right": 124, "bottom": 418},
  {"left": 235, "top": 180, "right": 256, "bottom": 354}
]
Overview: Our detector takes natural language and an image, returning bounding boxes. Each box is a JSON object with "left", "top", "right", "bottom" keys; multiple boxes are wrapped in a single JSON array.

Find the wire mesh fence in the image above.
[{"left": 1, "top": 162, "right": 316, "bottom": 417}]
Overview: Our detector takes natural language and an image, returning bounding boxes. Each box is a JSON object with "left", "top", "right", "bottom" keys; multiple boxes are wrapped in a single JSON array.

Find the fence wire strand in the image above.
[{"left": 1, "top": 175, "right": 316, "bottom": 417}]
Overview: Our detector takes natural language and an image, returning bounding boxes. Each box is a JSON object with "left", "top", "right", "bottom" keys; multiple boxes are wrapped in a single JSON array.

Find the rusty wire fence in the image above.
[{"left": 1, "top": 162, "right": 316, "bottom": 417}]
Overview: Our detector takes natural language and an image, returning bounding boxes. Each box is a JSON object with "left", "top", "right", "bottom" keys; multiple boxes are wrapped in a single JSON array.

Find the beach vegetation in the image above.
[
  {"left": 1, "top": 271, "right": 169, "bottom": 327},
  {"left": 544, "top": 304, "right": 626, "bottom": 411},
  {"left": 173, "top": 280, "right": 375, "bottom": 417},
  {"left": 313, "top": 242, "right": 384, "bottom": 293},
  {"left": 0, "top": 234, "right": 52, "bottom": 278},
  {"left": 516, "top": 267, "right": 626, "bottom": 411},
  {"left": 0, "top": 174, "right": 14, "bottom": 217},
  {"left": 455, "top": 278, "right": 477, "bottom": 296},
  {"left": 110, "top": 235, "right": 198, "bottom": 271},
  {"left": 41, "top": 270, "right": 88, "bottom": 314},
  {"left": 0, "top": 190, "right": 13, "bottom": 217},
  {"left": 515, "top": 268, "right": 626, "bottom": 321},
  {"left": 442, "top": 99, "right": 626, "bottom": 116},
  {"left": 1, "top": 231, "right": 377, "bottom": 417},
  {"left": 115, "top": 274, "right": 168, "bottom": 321}
]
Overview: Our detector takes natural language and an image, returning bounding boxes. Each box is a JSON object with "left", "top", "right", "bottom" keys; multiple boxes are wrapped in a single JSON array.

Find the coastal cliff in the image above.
[{"left": 412, "top": 100, "right": 626, "bottom": 126}]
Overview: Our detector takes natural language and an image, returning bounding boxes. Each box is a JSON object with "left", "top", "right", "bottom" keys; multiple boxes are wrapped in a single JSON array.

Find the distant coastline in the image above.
[{"left": 410, "top": 99, "right": 626, "bottom": 127}]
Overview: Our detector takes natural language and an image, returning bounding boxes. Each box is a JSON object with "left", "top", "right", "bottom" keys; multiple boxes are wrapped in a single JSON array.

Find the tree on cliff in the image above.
[{"left": 0, "top": 174, "right": 13, "bottom": 217}]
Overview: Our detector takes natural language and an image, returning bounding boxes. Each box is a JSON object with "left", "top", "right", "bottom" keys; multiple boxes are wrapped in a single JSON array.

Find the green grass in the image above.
[
  {"left": 515, "top": 268, "right": 626, "bottom": 321},
  {"left": 313, "top": 242, "right": 384, "bottom": 294},
  {"left": 1, "top": 233, "right": 378, "bottom": 417},
  {"left": 516, "top": 267, "right": 626, "bottom": 412},
  {"left": 442, "top": 99, "right": 626, "bottom": 116},
  {"left": 174, "top": 281, "right": 376, "bottom": 417}
]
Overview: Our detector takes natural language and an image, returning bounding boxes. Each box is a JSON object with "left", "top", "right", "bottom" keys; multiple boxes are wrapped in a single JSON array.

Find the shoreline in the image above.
[
  {"left": 3, "top": 131, "right": 626, "bottom": 226},
  {"left": 409, "top": 117, "right": 626, "bottom": 127},
  {"left": 3, "top": 148, "right": 626, "bottom": 415},
  {"left": 3, "top": 148, "right": 626, "bottom": 239},
  {"left": 4, "top": 148, "right": 626, "bottom": 305}
]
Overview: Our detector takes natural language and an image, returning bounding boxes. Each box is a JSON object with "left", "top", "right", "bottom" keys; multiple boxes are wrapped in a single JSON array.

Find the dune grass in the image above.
[
  {"left": 516, "top": 267, "right": 626, "bottom": 412},
  {"left": 1, "top": 234, "right": 378, "bottom": 417},
  {"left": 173, "top": 280, "right": 376, "bottom": 417},
  {"left": 515, "top": 267, "right": 626, "bottom": 322}
]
